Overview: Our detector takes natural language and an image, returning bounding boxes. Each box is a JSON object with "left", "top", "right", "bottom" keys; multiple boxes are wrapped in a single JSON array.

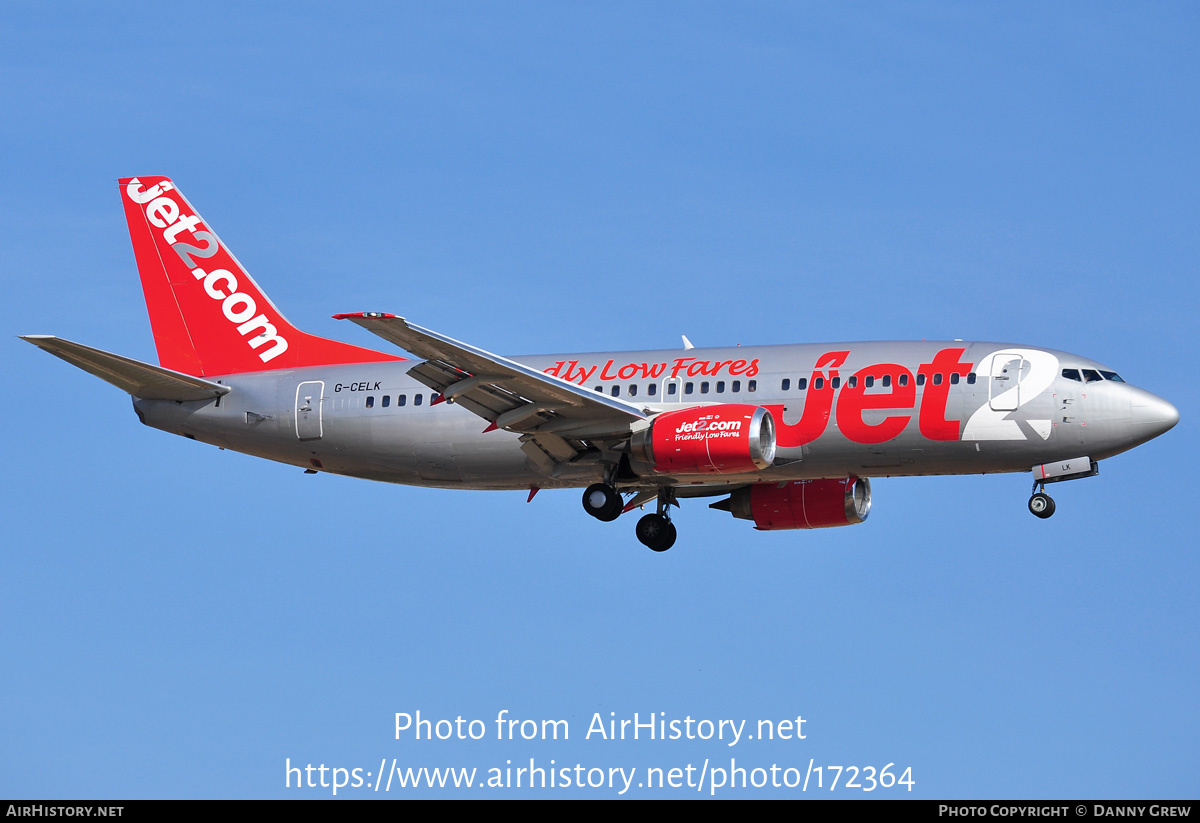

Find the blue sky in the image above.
[{"left": 2, "top": 2, "right": 1197, "bottom": 798}]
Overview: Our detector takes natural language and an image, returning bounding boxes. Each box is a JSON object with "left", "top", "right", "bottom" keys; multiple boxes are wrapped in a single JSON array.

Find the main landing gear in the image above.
[
  {"left": 582, "top": 483, "right": 677, "bottom": 551},
  {"left": 635, "top": 513, "right": 676, "bottom": 552},
  {"left": 582, "top": 483, "right": 623, "bottom": 522},
  {"left": 1028, "top": 479, "right": 1056, "bottom": 519}
]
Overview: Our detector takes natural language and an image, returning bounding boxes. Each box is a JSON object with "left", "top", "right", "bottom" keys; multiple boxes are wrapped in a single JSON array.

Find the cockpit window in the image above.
[
  {"left": 1082, "top": 369, "right": 1103, "bottom": 383},
  {"left": 1062, "top": 369, "right": 1081, "bottom": 382},
  {"left": 1099, "top": 370, "right": 1125, "bottom": 383}
]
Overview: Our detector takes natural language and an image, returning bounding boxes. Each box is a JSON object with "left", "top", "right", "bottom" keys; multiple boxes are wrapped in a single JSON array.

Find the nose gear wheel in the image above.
[{"left": 1028, "top": 492, "right": 1055, "bottom": 518}]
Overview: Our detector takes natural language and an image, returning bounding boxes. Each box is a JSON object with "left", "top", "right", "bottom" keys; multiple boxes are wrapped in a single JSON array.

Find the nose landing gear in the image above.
[
  {"left": 1028, "top": 492, "right": 1056, "bottom": 518},
  {"left": 1028, "top": 479, "right": 1055, "bottom": 519}
]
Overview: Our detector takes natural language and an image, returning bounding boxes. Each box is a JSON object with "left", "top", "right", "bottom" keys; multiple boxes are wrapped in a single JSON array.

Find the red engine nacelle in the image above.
[
  {"left": 631, "top": 404, "right": 776, "bottom": 474},
  {"left": 713, "top": 477, "right": 872, "bottom": 530}
]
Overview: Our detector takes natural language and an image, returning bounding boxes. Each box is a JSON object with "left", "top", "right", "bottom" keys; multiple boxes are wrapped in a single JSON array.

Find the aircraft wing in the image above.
[{"left": 334, "top": 314, "right": 648, "bottom": 443}]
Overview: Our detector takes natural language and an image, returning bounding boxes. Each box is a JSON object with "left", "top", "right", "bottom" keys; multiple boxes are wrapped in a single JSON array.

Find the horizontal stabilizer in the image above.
[{"left": 21, "top": 336, "right": 230, "bottom": 401}]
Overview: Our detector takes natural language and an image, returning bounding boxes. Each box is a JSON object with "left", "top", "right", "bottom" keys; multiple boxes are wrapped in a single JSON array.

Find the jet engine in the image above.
[
  {"left": 711, "top": 477, "right": 871, "bottom": 530},
  {"left": 630, "top": 404, "right": 776, "bottom": 474}
]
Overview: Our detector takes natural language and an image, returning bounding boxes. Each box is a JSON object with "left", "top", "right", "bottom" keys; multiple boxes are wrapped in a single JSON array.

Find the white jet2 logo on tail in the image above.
[{"left": 125, "top": 178, "right": 289, "bottom": 363}]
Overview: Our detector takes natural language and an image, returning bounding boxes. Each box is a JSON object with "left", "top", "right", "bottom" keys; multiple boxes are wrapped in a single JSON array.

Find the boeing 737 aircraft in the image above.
[{"left": 22, "top": 177, "right": 1180, "bottom": 551}]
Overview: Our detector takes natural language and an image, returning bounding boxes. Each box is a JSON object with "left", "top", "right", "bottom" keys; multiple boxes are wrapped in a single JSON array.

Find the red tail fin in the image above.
[{"left": 120, "top": 176, "right": 400, "bottom": 376}]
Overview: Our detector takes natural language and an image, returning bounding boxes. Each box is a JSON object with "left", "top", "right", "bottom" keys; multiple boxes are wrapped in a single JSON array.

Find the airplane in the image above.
[{"left": 22, "top": 176, "right": 1180, "bottom": 551}]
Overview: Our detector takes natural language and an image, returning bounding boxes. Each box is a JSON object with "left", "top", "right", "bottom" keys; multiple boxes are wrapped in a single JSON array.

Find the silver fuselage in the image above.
[{"left": 134, "top": 340, "right": 1178, "bottom": 493}]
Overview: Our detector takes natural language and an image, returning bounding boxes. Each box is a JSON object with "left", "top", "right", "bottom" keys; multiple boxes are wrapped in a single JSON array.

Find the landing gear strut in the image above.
[
  {"left": 583, "top": 479, "right": 680, "bottom": 551},
  {"left": 636, "top": 489, "right": 677, "bottom": 552},
  {"left": 1028, "top": 479, "right": 1055, "bottom": 519},
  {"left": 582, "top": 483, "right": 623, "bottom": 522}
]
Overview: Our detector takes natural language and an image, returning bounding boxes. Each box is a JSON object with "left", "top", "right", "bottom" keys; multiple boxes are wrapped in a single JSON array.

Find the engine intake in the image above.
[
  {"left": 712, "top": 477, "right": 871, "bottom": 530},
  {"left": 631, "top": 404, "right": 776, "bottom": 475}
]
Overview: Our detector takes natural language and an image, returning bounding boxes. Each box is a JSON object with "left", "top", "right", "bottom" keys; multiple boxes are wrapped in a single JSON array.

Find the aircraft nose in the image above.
[{"left": 1129, "top": 388, "right": 1180, "bottom": 440}]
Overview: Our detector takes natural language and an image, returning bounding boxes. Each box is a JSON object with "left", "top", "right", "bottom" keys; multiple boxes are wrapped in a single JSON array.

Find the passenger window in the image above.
[
  {"left": 848, "top": 376, "right": 857, "bottom": 388},
  {"left": 716, "top": 381, "right": 725, "bottom": 393},
  {"left": 814, "top": 377, "right": 824, "bottom": 390},
  {"left": 797, "top": 377, "right": 808, "bottom": 390},
  {"left": 382, "top": 396, "right": 391, "bottom": 408},
  {"left": 831, "top": 377, "right": 841, "bottom": 389},
  {"left": 648, "top": 384, "right": 658, "bottom": 396},
  {"left": 781, "top": 378, "right": 791, "bottom": 391},
  {"left": 414, "top": 394, "right": 422, "bottom": 406},
  {"left": 967, "top": 373, "right": 976, "bottom": 384},
  {"left": 365, "top": 396, "right": 375, "bottom": 408},
  {"left": 594, "top": 386, "right": 602, "bottom": 393},
  {"left": 899, "top": 374, "right": 908, "bottom": 387},
  {"left": 668, "top": 383, "right": 677, "bottom": 396},
  {"left": 398, "top": 394, "right": 407, "bottom": 406},
  {"left": 629, "top": 384, "right": 637, "bottom": 397},
  {"left": 950, "top": 373, "right": 959, "bottom": 385},
  {"left": 731, "top": 380, "right": 741, "bottom": 392},
  {"left": 611, "top": 386, "right": 620, "bottom": 397},
  {"left": 685, "top": 382, "right": 694, "bottom": 395},
  {"left": 933, "top": 374, "right": 943, "bottom": 386},
  {"left": 700, "top": 382, "right": 709, "bottom": 394},
  {"left": 748, "top": 380, "right": 757, "bottom": 392},
  {"left": 865, "top": 376, "right": 874, "bottom": 388},
  {"left": 916, "top": 374, "right": 926, "bottom": 386}
]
